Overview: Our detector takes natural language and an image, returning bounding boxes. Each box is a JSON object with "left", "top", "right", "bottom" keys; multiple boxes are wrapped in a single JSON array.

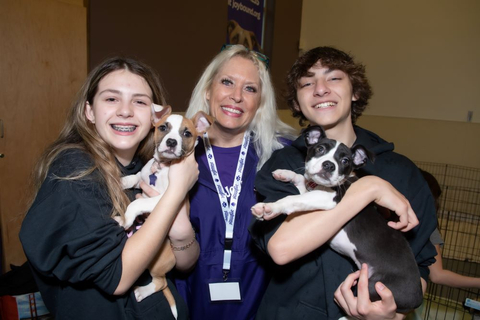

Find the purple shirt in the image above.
[{"left": 174, "top": 139, "right": 271, "bottom": 320}]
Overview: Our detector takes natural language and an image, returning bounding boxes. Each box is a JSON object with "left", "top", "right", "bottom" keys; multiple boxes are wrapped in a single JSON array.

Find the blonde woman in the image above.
[{"left": 172, "top": 45, "right": 296, "bottom": 320}]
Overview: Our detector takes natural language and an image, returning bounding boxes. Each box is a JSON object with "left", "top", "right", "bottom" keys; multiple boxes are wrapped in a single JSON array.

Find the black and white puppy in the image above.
[{"left": 251, "top": 125, "right": 423, "bottom": 312}]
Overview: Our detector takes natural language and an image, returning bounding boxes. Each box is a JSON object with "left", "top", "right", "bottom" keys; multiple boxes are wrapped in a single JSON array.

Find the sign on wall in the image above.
[{"left": 227, "top": 0, "right": 266, "bottom": 51}]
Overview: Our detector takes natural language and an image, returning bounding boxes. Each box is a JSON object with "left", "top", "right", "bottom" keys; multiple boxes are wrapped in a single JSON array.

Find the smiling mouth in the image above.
[
  {"left": 112, "top": 124, "right": 136, "bottom": 132},
  {"left": 314, "top": 102, "right": 336, "bottom": 109},
  {"left": 222, "top": 106, "right": 242, "bottom": 114}
]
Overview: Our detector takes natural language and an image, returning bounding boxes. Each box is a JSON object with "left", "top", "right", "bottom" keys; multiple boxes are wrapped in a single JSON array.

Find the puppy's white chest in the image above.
[{"left": 141, "top": 158, "right": 170, "bottom": 195}]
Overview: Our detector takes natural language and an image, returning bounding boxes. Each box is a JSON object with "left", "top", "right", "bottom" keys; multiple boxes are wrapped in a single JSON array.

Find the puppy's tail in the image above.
[{"left": 163, "top": 286, "right": 178, "bottom": 319}]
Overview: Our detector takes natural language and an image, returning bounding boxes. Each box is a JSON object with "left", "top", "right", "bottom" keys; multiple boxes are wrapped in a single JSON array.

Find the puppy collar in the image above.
[
  {"left": 306, "top": 180, "right": 318, "bottom": 191},
  {"left": 149, "top": 160, "right": 166, "bottom": 186}
]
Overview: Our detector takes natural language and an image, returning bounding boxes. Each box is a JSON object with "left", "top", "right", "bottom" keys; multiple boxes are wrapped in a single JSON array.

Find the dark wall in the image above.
[{"left": 88, "top": 1, "right": 302, "bottom": 111}]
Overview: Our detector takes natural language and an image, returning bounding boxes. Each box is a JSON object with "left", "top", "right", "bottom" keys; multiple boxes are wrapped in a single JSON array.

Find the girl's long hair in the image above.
[{"left": 29, "top": 57, "right": 167, "bottom": 218}]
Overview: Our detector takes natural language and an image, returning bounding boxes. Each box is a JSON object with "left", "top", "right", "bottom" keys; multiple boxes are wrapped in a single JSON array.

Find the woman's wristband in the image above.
[{"left": 170, "top": 228, "right": 196, "bottom": 251}]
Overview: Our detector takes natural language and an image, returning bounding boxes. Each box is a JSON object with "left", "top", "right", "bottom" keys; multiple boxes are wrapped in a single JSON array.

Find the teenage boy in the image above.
[{"left": 250, "top": 46, "right": 437, "bottom": 320}]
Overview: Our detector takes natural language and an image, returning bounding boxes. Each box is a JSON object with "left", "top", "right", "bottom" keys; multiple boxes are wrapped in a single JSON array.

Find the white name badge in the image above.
[{"left": 208, "top": 282, "right": 241, "bottom": 301}]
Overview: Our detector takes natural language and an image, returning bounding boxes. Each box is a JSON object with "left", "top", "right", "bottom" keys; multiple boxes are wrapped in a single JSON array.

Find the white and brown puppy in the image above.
[
  {"left": 121, "top": 104, "right": 213, "bottom": 228},
  {"left": 119, "top": 104, "right": 213, "bottom": 318},
  {"left": 252, "top": 125, "right": 423, "bottom": 312},
  {"left": 227, "top": 20, "right": 260, "bottom": 51}
]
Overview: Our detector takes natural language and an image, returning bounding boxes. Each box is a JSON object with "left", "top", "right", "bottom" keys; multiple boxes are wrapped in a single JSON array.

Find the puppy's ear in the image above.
[
  {"left": 151, "top": 104, "right": 172, "bottom": 126},
  {"left": 192, "top": 111, "right": 215, "bottom": 134},
  {"left": 249, "top": 32, "right": 260, "bottom": 51},
  {"left": 303, "top": 125, "right": 326, "bottom": 146},
  {"left": 351, "top": 145, "right": 375, "bottom": 168},
  {"left": 227, "top": 20, "right": 238, "bottom": 37}
]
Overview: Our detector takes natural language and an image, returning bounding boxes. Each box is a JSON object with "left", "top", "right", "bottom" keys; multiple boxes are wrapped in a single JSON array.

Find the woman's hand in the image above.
[
  {"left": 138, "top": 180, "right": 159, "bottom": 198},
  {"left": 334, "top": 264, "right": 403, "bottom": 320},
  {"left": 138, "top": 152, "right": 198, "bottom": 198},
  {"left": 139, "top": 155, "right": 197, "bottom": 246},
  {"left": 165, "top": 151, "right": 198, "bottom": 242},
  {"left": 168, "top": 152, "right": 199, "bottom": 194},
  {"left": 138, "top": 153, "right": 197, "bottom": 242},
  {"left": 348, "top": 176, "right": 418, "bottom": 232},
  {"left": 116, "top": 153, "right": 199, "bottom": 294},
  {"left": 166, "top": 153, "right": 199, "bottom": 271}
]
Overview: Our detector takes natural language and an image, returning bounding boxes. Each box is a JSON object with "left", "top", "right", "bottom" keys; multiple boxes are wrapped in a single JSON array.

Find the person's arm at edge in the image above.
[{"left": 429, "top": 244, "right": 480, "bottom": 288}]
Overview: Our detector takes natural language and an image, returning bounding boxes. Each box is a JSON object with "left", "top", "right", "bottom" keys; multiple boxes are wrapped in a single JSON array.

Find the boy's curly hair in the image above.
[{"left": 285, "top": 46, "right": 373, "bottom": 126}]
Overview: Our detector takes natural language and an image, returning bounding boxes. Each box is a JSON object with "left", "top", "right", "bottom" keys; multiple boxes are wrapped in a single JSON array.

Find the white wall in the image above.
[
  {"left": 292, "top": 0, "right": 480, "bottom": 168},
  {"left": 300, "top": 0, "right": 480, "bottom": 124}
]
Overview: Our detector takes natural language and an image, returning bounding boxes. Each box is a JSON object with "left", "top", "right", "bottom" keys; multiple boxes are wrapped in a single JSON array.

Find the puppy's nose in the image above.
[
  {"left": 166, "top": 138, "right": 177, "bottom": 148},
  {"left": 322, "top": 161, "right": 335, "bottom": 173}
]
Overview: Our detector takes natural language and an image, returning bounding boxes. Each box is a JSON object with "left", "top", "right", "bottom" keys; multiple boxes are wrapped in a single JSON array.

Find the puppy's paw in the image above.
[
  {"left": 122, "top": 174, "right": 139, "bottom": 189},
  {"left": 134, "top": 283, "right": 156, "bottom": 302},
  {"left": 251, "top": 203, "right": 266, "bottom": 221},
  {"left": 123, "top": 206, "right": 140, "bottom": 230},
  {"left": 324, "top": 199, "right": 337, "bottom": 210},
  {"left": 272, "top": 169, "right": 296, "bottom": 183},
  {"left": 264, "top": 202, "right": 290, "bottom": 216},
  {"left": 251, "top": 202, "right": 284, "bottom": 221},
  {"left": 113, "top": 215, "right": 125, "bottom": 227},
  {"left": 324, "top": 192, "right": 337, "bottom": 210}
]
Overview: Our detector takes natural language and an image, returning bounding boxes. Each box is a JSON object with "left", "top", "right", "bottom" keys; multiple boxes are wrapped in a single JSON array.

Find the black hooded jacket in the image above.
[
  {"left": 249, "top": 126, "right": 437, "bottom": 320},
  {"left": 20, "top": 149, "right": 187, "bottom": 320}
]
